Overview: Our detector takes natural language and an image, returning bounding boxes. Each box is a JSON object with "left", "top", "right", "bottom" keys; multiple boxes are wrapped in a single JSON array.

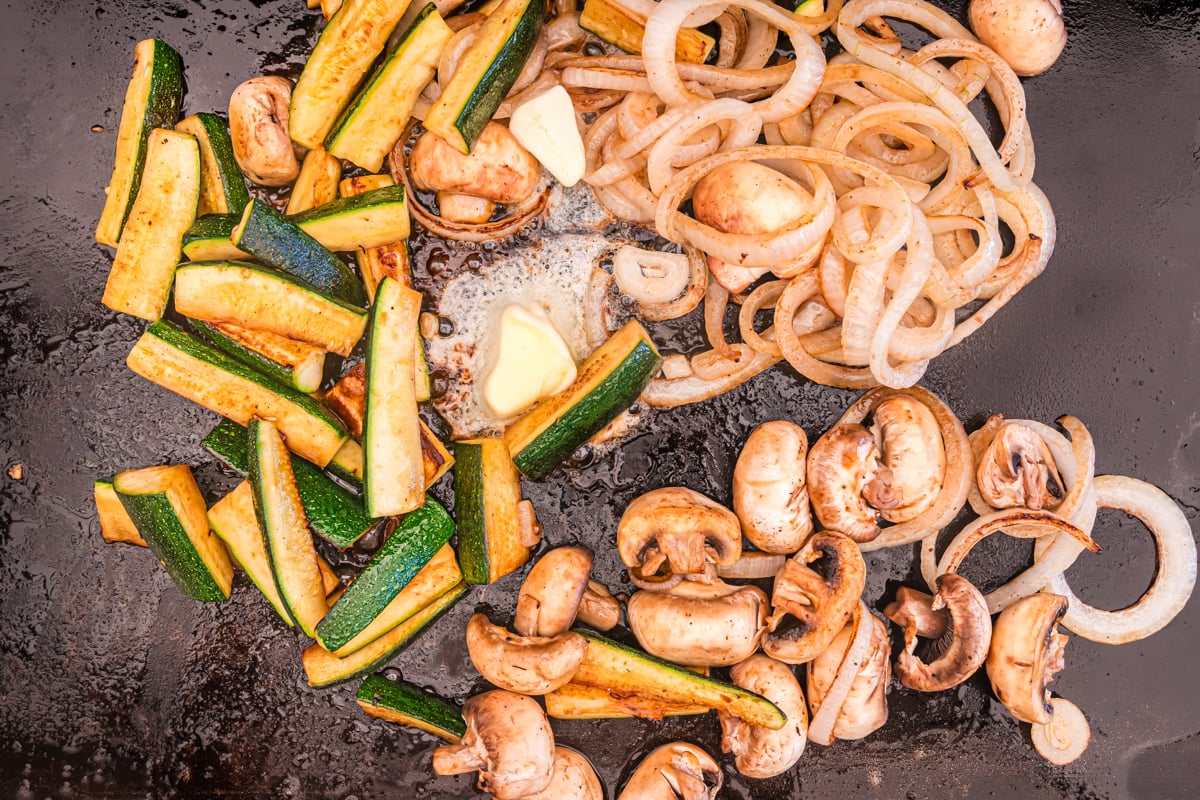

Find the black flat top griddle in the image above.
[{"left": 1, "top": 1, "right": 1198, "bottom": 798}]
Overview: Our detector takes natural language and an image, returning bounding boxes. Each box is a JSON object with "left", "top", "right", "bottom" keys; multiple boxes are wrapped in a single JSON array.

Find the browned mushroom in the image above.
[
  {"left": 807, "top": 424, "right": 888, "bottom": 542},
  {"left": 465, "top": 613, "right": 587, "bottom": 696},
  {"left": 410, "top": 122, "right": 540, "bottom": 223},
  {"left": 577, "top": 580, "right": 621, "bottom": 631},
  {"left": 228, "top": 76, "right": 300, "bottom": 187},
  {"left": 732, "top": 420, "right": 813, "bottom": 554},
  {"left": 617, "top": 742, "right": 722, "bottom": 800},
  {"left": 986, "top": 593, "right": 1070, "bottom": 724},
  {"left": 518, "top": 746, "right": 604, "bottom": 800},
  {"left": 719, "top": 654, "right": 808, "bottom": 778},
  {"left": 617, "top": 487, "right": 743, "bottom": 589},
  {"left": 626, "top": 578, "right": 768, "bottom": 667},
  {"left": 762, "top": 531, "right": 866, "bottom": 664},
  {"left": 514, "top": 546, "right": 594, "bottom": 638},
  {"left": 884, "top": 574, "right": 992, "bottom": 692},
  {"left": 864, "top": 396, "right": 946, "bottom": 524},
  {"left": 432, "top": 690, "right": 555, "bottom": 799},
  {"left": 807, "top": 611, "right": 890, "bottom": 744},
  {"left": 977, "top": 422, "right": 1065, "bottom": 511}
]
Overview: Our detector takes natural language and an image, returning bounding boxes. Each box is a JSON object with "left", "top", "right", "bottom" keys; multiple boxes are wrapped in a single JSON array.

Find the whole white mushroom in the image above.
[{"left": 969, "top": 0, "right": 1067, "bottom": 77}]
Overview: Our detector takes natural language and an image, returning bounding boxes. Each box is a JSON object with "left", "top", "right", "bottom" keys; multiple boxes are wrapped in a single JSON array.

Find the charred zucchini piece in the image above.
[
  {"left": 544, "top": 681, "right": 709, "bottom": 720},
  {"left": 285, "top": 147, "right": 342, "bottom": 214},
  {"left": 579, "top": 0, "right": 715, "bottom": 64},
  {"left": 288, "top": 185, "right": 410, "bottom": 253},
  {"left": 452, "top": 438, "right": 533, "bottom": 585},
  {"left": 182, "top": 214, "right": 248, "bottom": 261},
  {"left": 189, "top": 320, "right": 327, "bottom": 394},
  {"left": 337, "top": 174, "right": 413, "bottom": 302},
  {"left": 175, "top": 112, "right": 251, "bottom": 216},
  {"left": 94, "top": 479, "right": 147, "bottom": 546},
  {"left": 356, "top": 673, "right": 466, "bottom": 742},
  {"left": 207, "top": 481, "right": 294, "bottom": 625}
]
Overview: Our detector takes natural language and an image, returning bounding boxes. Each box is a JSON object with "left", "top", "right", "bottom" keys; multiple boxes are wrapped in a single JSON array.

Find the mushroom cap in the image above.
[
  {"left": 518, "top": 747, "right": 604, "bottom": 800},
  {"left": 431, "top": 690, "right": 555, "bottom": 799},
  {"left": 807, "top": 424, "right": 885, "bottom": 543},
  {"left": 627, "top": 579, "right": 768, "bottom": 667},
  {"left": 719, "top": 654, "right": 808, "bottom": 778},
  {"left": 986, "top": 593, "right": 1069, "bottom": 724},
  {"left": 514, "top": 546, "right": 595, "bottom": 637},
  {"left": 762, "top": 531, "right": 866, "bottom": 664},
  {"left": 891, "top": 574, "right": 992, "bottom": 692},
  {"left": 807, "top": 613, "right": 891, "bottom": 741},
  {"left": 968, "top": 0, "right": 1067, "bottom": 77},
  {"left": 866, "top": 396, "right": 946, "bottom": 524},
  {"left": 410, "top": 121, "right": 541, "bottom": 205},
  {"left": 466, "top": 613, "right": 588, "bottom": 696},
  {"left": 977, "top": 422, "right": 1065, "bottom": 511},
  {"left": 617, "top": 742, "right": 723, "bottom": 800},
  {"left": 228, "top": 75, "right": 299, "bottom": 187},
  {"left": 733, "top": 420, "right": 813, "bottom": 554},
  {"left": 693, "top": 161, "right": 811, "bottom": 236},
  {"left": 617, "top": 487, "right": 743, "bottom": 583}
]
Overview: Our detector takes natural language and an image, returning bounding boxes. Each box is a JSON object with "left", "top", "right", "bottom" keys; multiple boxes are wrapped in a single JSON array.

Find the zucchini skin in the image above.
[
  {"left": 95, "top": 38, "right": 184, "bottom": 246},
  {"left": 288, "top": 184, "right": 410, "bottom": 252},
  {"left": 182, "top": 214, "right": 247, "bottom": 261},
  {"left": 202, "top": 420, "right": 376, "bottom": 549},
  {"left": 356, "top": 674, "right": 466, "bottom": 741},
  {"left": 316, "top": 497, "right": 455, "bottom": 650},
  {"left": 233, "top": 199, "right": 366, "bottom": 307},
  {"left": 177, "top": 112, "right": 251, "bottom": 215},
  {"left": 512, "top": 339, "right": 661, "bottom": 479},
  {"left": 188, "top": 320, "right": 302, "bottom": 393},
  {"left": 451, "top": 441, "right": 489, "bottom": 585}
]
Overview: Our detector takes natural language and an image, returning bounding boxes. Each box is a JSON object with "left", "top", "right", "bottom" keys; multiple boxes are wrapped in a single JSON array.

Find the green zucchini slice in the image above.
[
  {"left": 175, "top": 112, "right": 251, "bottom": 216},
  {"left": 452, "top": 438, "right": 531, "bottom": 585},
  {"left": 571, "top": 629, "right": 786, "bottom": 730},
  {"left": 202, "top": 419, "right": 376, "bottom": 549},
  {"left": 303, "top": 581, "right": 466, "bottom": 688},
  {"left": 94, "top": 479, "right": 147, "bottom": 546},
  {"left": 328, "top": 439, "right": 365, "bottom": 488},
  {"left": 126, "top": 321, "right": 348, "bottom": 467},
  {"left": 114, "top": 464, "right": 234, "bottom": 602},
  {"left": 363, "top": 278, "right": 424, "bottom": 518},
  {"left": 544, "top": 681, "right": 709, "bottom": 720},
  {"left": 504, "top": 320, "right": 661, "bottom": 479},
  {"left": 189, "top": 320, "right": 327, "bottom": 394},
  {"left": 424, "top": 0, "right": 544, "bottom": 153},
  {"left": 315, "top": 495, "right": 455, "bottom": 651},
  {"left": 289, "top": 185, "right": 410, "bottom": 253},
  {"left": 102, "top": 128, "right": 200, "bottom": 321},
  {"left": 207, "top": 481, "right": 294, "bottom": 625},
  {"left": 182, "top": 214, "right": 248, "bottom": 261},
  {"left": 327, "top": 4, "right": 453, "bottom": 172},
  {"left": 248, "top": 418, "right": 329, "bottom": 636},
  {"left": 95, "top": 38, "right": 184, "bottom": 246},
  {"left": 289, "top": 0, "right": 416, "bottom": 149},
  {"left": 332, "top": 543, "right": 461, "bottom": 656},
  {"left": 356, "top": 673, "right": 466, "bottom": 742},
  {"left": 173, "top": 261, "right": 368, "bottom": 357},
  {"left": 232, "top": 199, "right": 366, "bottom": 306}
]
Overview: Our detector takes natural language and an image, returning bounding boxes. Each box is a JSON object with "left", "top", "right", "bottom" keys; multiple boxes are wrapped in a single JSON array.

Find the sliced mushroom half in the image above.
[
  {"left": 732, "top": 420, "right": 813, "bottom": 554},
  {"left": 518, "top": 746, "right": 604, "bottom": 800},
  {"left": 762, "top": 531, "right": 866, "bottom": 664},
  {"left": 617, "top": 487, "right": 742, "bottom": 589},
  {"left": 514, "top": 546, "right": 594, "bottom": 637},
  {"left": 626, "top": 578, "right": 768, "bottom": 667},
  {"left": 977, "top": 422, "right": 1065, "bottom": 511},
  {"left": 986, "top": 593, "right": 1070, "bottom": 724},
  {"left": 807, "top": 424, "right": 887, "bottom": 542},
  {"left": 719, "top": 654, "right": 808, "bottom": 778},
  {"left": 884, "top": 574, "right": 992, "bottom": 692},
  {"left": 432, "top": 690, "right": 556, "bottom": 800},
  {"left": 864, "top": 395, "right": 947, "bottom": 524},
  {"left": 466, "top": 613, "right": 587, "bottom": 696},
  {"left": 617, "top": 742, "right": 723, "bottom": 800}
]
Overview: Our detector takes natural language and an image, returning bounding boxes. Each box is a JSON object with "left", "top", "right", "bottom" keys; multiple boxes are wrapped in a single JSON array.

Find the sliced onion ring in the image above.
[
  {"left": 808, "top": 602, "right": 873, "bottom": 746},
  {"left": 1031, "top": 698, "right": 1090, "bottom": 766},
  {"left": 935, "top": 509, "right": 1099, "bottom": 579},
  {"left": 716, "top": 551, "right": 789, "bottom": 581}
]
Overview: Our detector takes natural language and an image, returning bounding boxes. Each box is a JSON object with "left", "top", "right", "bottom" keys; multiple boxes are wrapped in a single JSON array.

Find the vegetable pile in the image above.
[{"left": 88, "top": 0, "right": 1193, "bottom": 796}]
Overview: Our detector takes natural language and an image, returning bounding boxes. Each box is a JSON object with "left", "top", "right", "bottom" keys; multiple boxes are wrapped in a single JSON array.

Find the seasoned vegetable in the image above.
[
  {"left": 94, "top": 479, "right": 147, "bottom": 546},
  {"left": 285, "top": 147, "right": 342, "bottom": 214},
  {"left": 453, "top": 438, "right": 533, "bottom": 584},
  {"left": 356, "top": 674, "right": 466, "bottom": 742},
  {"left": 175, "top": 112, "right": 251, "bottom": 216},
  {"left": 189, "top": 320, "right": 327, "bottom": 394}
]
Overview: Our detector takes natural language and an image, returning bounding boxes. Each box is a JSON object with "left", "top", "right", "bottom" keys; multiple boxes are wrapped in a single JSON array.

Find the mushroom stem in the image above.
[{"left": 432, "top": 744, "right": 483, "bottom": 776}]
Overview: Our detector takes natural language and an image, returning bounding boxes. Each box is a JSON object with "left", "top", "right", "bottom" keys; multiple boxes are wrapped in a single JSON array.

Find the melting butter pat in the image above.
[{"left": 484, "top": 304, "right": 578, "bottom": 418}]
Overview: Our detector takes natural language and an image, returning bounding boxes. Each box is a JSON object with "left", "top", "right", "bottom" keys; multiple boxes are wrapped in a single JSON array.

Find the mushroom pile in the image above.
[{"left": 422, "top": 385, "right": 1194, "bottom": 795}]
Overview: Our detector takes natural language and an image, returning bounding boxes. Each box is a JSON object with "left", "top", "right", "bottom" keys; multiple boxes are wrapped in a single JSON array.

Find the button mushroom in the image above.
[
  {"left": 465, "top": 613, "right": 587, "bottom": 696},
  {"left": 968, "top": 0, "right": 1067, "bottom": 77},
  {"left": 864, "top": 396, "right": 946, "bottom": 524},
  {"left": 617, "top": 742, "right": 722, "bottom": 800},
  {"left": 977, "top": 422, "right": 1065, "bottom": 511},
  {"left": 719, "top": 654, "right": 808, "bottom": 778},
  {"left": 732, "top": 420, "right": 813, "bottom": 555},
  {"left": 577, "top": 580, "right": 621, "bottom": 631},
  {"left": 806, "top": 610, "right": 890, "bottom": 743},
  {"left": 432, "top": 690, "right": 556, "bottom": 799},
  {"left": 518, "top": 746, "right": 604, "bottom": 800},
  {"left": 410, "top": 122, "right": 541, "bottom": 223},
  {"left": 807, "top": 424, "right": 888, "bottom": 543},
  {"left": 986, "top": 593, "right": 1069, "bottom": 724},
  {"left": 883, "top": 574, "right": 992, "bottom": 692},
  {"left": 626, "top": 578, "right": 768, "bottom": 667},
  {"left": 514, "top": 546, "right": 594, "bottom": 638},
  {"left": 228, "top": 76, "right": 300, "bottom": 187},
  {"left": 617, "top": 487, "right": 743, "bottom": 589},
  {"left": 762, "top": 531, "right": 866, "bottom": 665}
]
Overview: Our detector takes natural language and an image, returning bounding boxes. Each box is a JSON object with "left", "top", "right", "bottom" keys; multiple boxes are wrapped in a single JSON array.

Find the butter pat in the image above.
[
  {"left": 508, "top": 85, "right": 586, "bottom": 187},
  {"left": 484, "top": 304, "right": 578, "bottom": 418}
]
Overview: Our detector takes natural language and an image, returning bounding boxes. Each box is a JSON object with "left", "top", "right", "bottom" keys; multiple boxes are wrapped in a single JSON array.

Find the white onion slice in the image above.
[
  {"left": 808, "top": 602, "right": 873, "bottom": 746},
  {"left": 1031, "top": 698, "right": 1090, "bottom": 766},
  {"left": 716, "top": 552, "right": 788, "bottom": 580},
  {"left": 614, "top": 246, "right": 690, "bottom": 305}
]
